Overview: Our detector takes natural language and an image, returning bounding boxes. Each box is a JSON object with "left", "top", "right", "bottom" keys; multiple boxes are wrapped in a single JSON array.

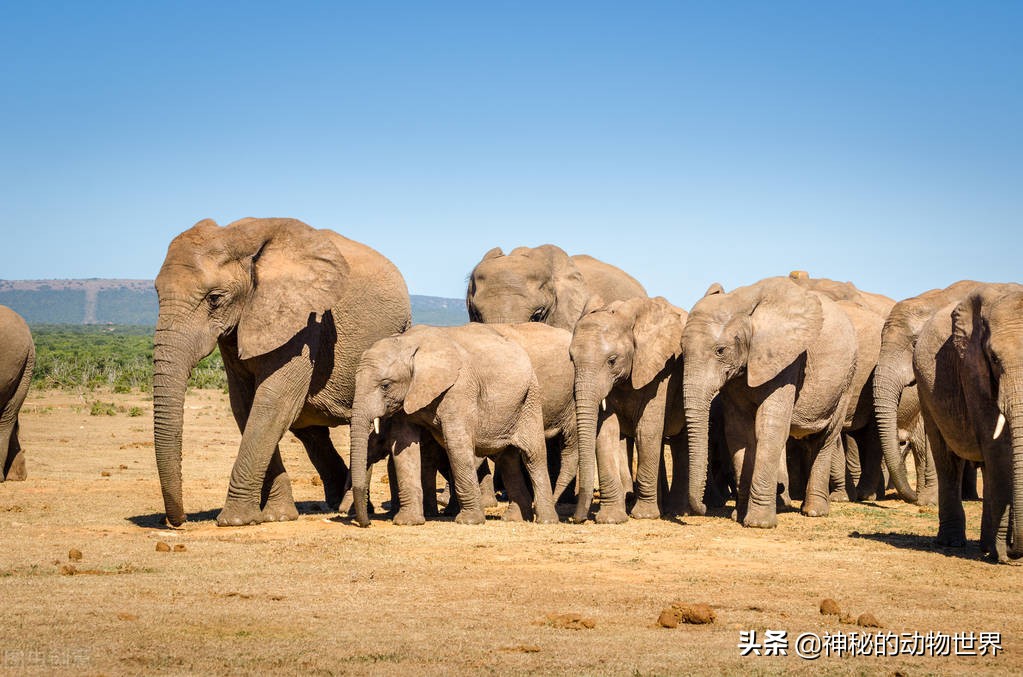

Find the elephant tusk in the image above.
[
  {"left": 601, "top": 399, "right": 607, "bottom": 412},
  {"left": 994, "top": 413, "right": 1006, "bottom": 440},
  {"left": 373, "top": 417, "right": 380, "bottom": 435}
]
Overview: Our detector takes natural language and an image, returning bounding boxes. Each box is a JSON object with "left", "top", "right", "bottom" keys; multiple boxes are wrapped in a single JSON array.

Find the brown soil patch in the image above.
[{"left": 0, "top": 388, "right": 1018, "bottom": 675}]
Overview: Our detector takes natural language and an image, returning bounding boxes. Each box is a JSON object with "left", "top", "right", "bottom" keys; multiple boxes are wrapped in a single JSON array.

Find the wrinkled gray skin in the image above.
[
  {"left": 466, "top": 244, "right": 647, "bottom": 519},
  {"left": 683, "top": 277, "right": 857, "bottom": 528},
  {"left": 874, "top": 281, "right": 981, "bottom": 504},
  {"left": 350, "top": 324, "right": 558, "bottom": 527},
  {"left": 153, "top": 218, "right": 411, "bottom": 527},
  {"left": 570, "top": 297, "right": 688, "bottom": 523},
  {"left": 914, "top": 283, "right": 1023, "bottom": 562},
  {"left": 0, "top": 306, "right": 34, "bottom": 482}
]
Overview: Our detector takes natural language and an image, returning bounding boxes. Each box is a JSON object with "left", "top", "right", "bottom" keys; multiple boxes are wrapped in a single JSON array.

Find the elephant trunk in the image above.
[
  {"left": 872, "top": 362, "right": 918, "bottom": 503},
  {"left": 349, "top": 403, "right": 375, "bottom": 528},
  {"left": 152, "top": 334, "right": 197, "bottom": 527},
  {"left": 572, "top": 384, "right": 604, "bottom": 523},
  {"left": 683, "top": 379, "right": 713, "bottom": 517},
  {"left": 1007, "top": 392, "right": 1023, "bottom": 559}
]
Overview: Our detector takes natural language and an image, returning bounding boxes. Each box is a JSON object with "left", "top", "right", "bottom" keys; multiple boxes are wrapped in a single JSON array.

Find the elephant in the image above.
[
  {"left": 683, "top": 277, "right": 858, "bottom": 528},
  {"left": 914, "top": 283, "right": 1023, "bottom": 562},
  {"left": 570, "top": 297, "right": 688, "bottom": 523},
  {"left": 466, "top": 244, "right": 647, "bottom": 329},
  {"left": 874, "top": 280, "right": 981, "bottom": 505},
  {"left": 349, "top": 324, "right": 559, "bottom": 526},
  {"left": 465, "top": 244, "right": 646, "bottom": 517},
  {"left": 0, "top": 306, "right": 34, "bottom": 482},
  {"left": 152, "top": 217, "right": 411, "bottom": 527}
]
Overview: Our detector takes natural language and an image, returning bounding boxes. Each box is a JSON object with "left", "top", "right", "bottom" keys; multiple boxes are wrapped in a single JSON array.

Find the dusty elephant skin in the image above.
[
  {"left": 873, "top": 281, "right": 981, "bottom": 505},
  {"left": 0, "top": 305, "right": 34, "bottom": 482},
  {"left": 152, "top": 217, "right": 411, "bottom": 528},
  {"left": 465, "top": 244, "right": 647, "bottom": 520},
  {"left": 682, "top": 277, "right": 857, "bottom": 528},
  {"left": 914, "top": 283, "right": 1023, "bottom": 562},
  {"left": 350, "top": 324, "right": 558, "bottom": 527},
  {"left": 570, "top": 297, "right": 688, "bottom": 523}
]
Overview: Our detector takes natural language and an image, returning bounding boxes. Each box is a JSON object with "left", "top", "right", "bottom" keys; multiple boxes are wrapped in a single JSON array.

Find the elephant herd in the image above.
[{"left": 1, "top": 217, "right": 1018, "bottom": 565}]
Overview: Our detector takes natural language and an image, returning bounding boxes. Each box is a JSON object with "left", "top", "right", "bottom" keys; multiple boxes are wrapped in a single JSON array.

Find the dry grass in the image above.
[{"left": 0, "top": 389, "right": 1019, "bottom": 675}]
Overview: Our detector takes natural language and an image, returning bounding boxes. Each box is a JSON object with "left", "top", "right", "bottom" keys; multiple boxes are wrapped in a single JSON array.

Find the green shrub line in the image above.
[{"left": 30, "top": 324, "right": 227, "bottom": 392}]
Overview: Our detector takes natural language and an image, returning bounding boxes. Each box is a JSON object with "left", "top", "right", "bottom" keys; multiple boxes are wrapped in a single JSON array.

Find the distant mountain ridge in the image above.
[{"left": 0, "top": 279, "right": 467, "bottom": 326}]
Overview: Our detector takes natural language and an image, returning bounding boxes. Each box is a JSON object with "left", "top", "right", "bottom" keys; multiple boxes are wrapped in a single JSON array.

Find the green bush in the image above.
[{"left": 31, "top": 325, "right": 227, "bottom": 392}]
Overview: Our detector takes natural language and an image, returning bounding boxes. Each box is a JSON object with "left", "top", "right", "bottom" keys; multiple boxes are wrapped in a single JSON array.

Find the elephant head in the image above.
[
  {"left": 682, "top": 277, "right": 824, "bottom": 516},
  {"left": 873, "top": 280, "right": 979, "bottom": 504},
  {"left": 152, "top": 217, "right": 349, "bottom": 526},
  {"left": 349, "top": 327, "right": 462, "bottom": 527},
  {"left": 950, "top": 283, "right": 1023, "bottom": 556},
  {"left": 569, "top": 297, "right": 687, "bottom": 519},
  {"left": 466, "top": 245, "right": 588, "bottom": 330}
]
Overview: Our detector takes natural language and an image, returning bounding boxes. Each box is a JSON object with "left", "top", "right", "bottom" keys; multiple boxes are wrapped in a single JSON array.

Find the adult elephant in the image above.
[
  {"left": 915, "top": 283, "right": 1023, "bottom": 561},
  {"left": 0, "top": 306, "right": 34, "bottom": 482},
  {"left": 683, "top": 277, "right": 857, "bottom": 527},
  {"left": 466, "top": 244, "right": 646, "bottom": 327},
  {"left": 873, "top": 281, "right": 980, "bottom": 504},
  {"left": 153, "top": 217, "right": 411, "bottom": 527},
  {"left": 466, "top": 244, "right": 647, "bottom": 518}
]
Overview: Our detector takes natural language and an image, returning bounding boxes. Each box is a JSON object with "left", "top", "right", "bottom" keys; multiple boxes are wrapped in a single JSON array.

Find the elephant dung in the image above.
[
  {"left": 665, "top": 602, "right": 716, "bottom": 625},
  {"left": 68, "top": 548, "right": 83, "bottom": 562},
  {"left": 856, "top": 613, "right": 882, "bottom": 628},
  {"left": 544, "top": 613, "right": 596, "bottom": 630},
  {"left": 155, "top": 541, "right": 171, "bottom": 552},
  {"left": 172, "top": 544, "right": 187, "bottom": 552},
  {"left": 819, "top": 598, "right": 841, "bottom": 616},
  {"left": 657, "top": 608, "right": 682, "bottom": 628}
]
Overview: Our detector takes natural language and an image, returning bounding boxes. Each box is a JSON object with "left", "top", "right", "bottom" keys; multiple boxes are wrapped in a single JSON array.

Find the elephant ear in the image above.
[
  {"left": 747, "top": 278, "right": 824, "bottom": 388},
  {"left": 404, "top": 336, "right": 462, "bottom": 414},
  {"left": 236, "top": 219, "right": 350, "bottom": 359},
  {"left": 703, "top": 282, "right": 725, "bottom": 297},
  {"left": 631, "top": 297, "right": 687, "bottom": 389},
  {"left": 952, "top": 292, "right": 983, "bottom": 360},
  {"left": 533, "top": 244, "right": 587, "bottom": 329}
]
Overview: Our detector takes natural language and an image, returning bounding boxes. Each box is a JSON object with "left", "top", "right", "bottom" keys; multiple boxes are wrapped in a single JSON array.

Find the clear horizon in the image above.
[{"left": 2, "top": 2, "right": 1020, "bottom": 310}]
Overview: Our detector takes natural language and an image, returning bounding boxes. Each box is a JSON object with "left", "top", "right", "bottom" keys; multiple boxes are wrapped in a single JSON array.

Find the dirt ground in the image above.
[{"left": 1, "top": 389, "right": 1019, "bottom": 676}]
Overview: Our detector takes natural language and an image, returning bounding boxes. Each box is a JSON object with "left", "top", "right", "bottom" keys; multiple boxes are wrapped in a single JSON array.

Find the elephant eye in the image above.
[
  {"left": 207, "top": 292, "right": 224, "bottom": 308},
  {"left": 607, "top": 355, "right": 618, "bottom": 366},
  {"left": 530, "top": 307, "right": 546, "bottom": 322},
  {"left": 715, "top": 346, "right": 727, "bottom": 358},
  {"left": 380, "top": 380, "right": 391, "bottom": 391}
]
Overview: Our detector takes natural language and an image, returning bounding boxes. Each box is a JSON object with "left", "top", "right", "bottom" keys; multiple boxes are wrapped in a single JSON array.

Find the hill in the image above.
[{"left": 0, "top": 279, "right": 466, "bottom": 326}]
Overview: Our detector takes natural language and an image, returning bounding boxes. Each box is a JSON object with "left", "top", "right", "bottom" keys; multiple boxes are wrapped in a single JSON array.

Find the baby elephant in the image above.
[
  {"left": 349, "top": 324, "right": 558, "bottom": 526},
  {"left": 0, "top": 306, "right": 34, "bottom": 482}
]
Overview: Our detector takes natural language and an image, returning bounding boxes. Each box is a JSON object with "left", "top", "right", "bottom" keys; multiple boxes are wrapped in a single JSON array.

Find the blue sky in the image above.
[{"left": 1, "top": 1, "right": 1019, "bottom": 308}]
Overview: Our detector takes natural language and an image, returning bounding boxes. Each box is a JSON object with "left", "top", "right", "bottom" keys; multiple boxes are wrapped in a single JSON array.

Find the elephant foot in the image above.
[
  {"left": 322, "top": 482, "right": 345, "bottom": 512},
  {"left": 392, "top": 508, "right": 426, "bottom": 526},
  {"left": 502, "top": 503, "right": 528, "bottom": 522},
  {"left": 916, "top": 490, "right": 938, "bottom": 507},
  {"left": 662, "top": 496, "right": 687, "bottom": 518},
  {"left": 828, "top": 490, "right": 850, "bottom": 503},
  {"left": 217, "top": 502, "right": 264, "bottom": 527},
  {"left": 594, "top": 501, "right": 628, "bottom": 524},
  {"left": 801, "top": 497, "right": 830, "bottom": 518},
  {"left": 480, "top": 478, "right": 499, "bottom": 509},
  {"left": 455, "top": 509, "right": 486, "bottom": 525},
  {"left": 534, "top": 508, "right": 560, "bottom": 525},
  {"left": 742, "top": 505, "right": 778, "bottom": 528},
  {"left": 857, "top": 490, "right": 879, "bottom": 502},
  {"left": 629, "top": 499, "right": 661, "bottom": 520},
  {"left": 4, "top": 453, "right": 26, "bottom": 481},
  {"left": 568, "top": 502, "right": 592, "bottom": 524},
  {"left": 261, "top": 502, "right": 299, "bottom": 523},
  {"left": 935, "top": 530, "right": 967, "bottom": 548}
]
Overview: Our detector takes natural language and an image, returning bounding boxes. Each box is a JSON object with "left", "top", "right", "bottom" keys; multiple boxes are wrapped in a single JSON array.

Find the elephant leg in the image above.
[
  {"left": 745, "top": 385, "right": 796, "bottom": 528},
  {"left": 962, "top": 462, "right": 981, "bottom": 501},
  {"left": 443, "top": 426, "right": 486, "bottom": 525},
  {"left": 725, "top": 399, "right": 754, "bottom": 523},
  {"left": 552, "top": 432, "right": 578, "bottom": 505},
  {"left": 829, "top": 432, "right": 852, "bottom": 502},
  {"left": 664, "top": 434, "right": 689, "bottom": 517},
  {"left": 629, "top": 424, "right": 664, "bottom": 520},
  {"left": 496, "top": 450, "right": 532, "bottom": 522},
  {"left": 776, "top": 444, "right": 792, "bottom": 509},
  {"left": 802, "top": 431, "right": 839, "bottom": 518},
  {"left": 421, "top": 435, "right": 445, "bottom": 517},
  {"left": 292, "top": 426, "right": 348, "bottom": 510},
  {"left": 623, "top": 435, "right": 636, "bottom": 496},
  {"left": 515, "top": 415, "right": 559, "bottom": 524},
  {"left": 928, "top": 421, "right": 967, "bottom": 548},
  {"left": 477, "top": 457, "right": 499, "bottom": 508},
  {"left": 1, "top": 421, "right": 26, "bottom": 482},
  {"left": 593, "top": 413, "right": 628, "bottom": 524},
  {"left": 259, "top": 448, "right": 299, "bottom": 522},
  {"left": 915, "top": 434, "right": 938, "bottom": 506},
  {"left": 856, "top": 423, "right": 884, "bottom": 501},
  {"left": 388, "top": 419, "right": 426, "bottom": 526},
  {"left": 0, "top": 353, "right": 31, "bottom": 481}
]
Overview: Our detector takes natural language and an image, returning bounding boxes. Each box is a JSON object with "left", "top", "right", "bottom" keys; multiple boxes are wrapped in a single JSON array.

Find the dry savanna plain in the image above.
[{"left": 1, "top": 388, "right": 1020, "bottom": 676}]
